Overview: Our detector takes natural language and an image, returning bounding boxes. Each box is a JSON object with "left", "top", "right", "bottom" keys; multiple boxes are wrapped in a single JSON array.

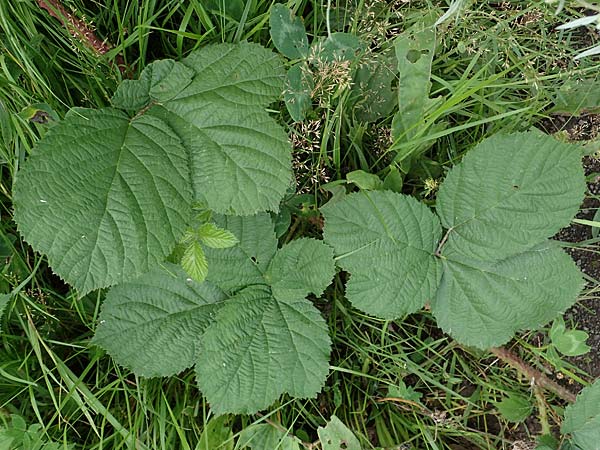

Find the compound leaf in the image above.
[
  {"left": 269, "top": 4, "right": 309, "bottom": 59},
  {"left": 93, "top": 263, "right": 225, "bottom": 377},
  {"left": 437, "top": 131, "right": 586, "bottom": 261},
  {"left": 266, "top": 238, "right": 335, "bottom": 301},
  {"left": 196, "top": 286, "right": 331, "bottom": 414},
  {"left": 322, "top": 191, "right": 442, "bottom": 318},
  {"left": 197, "top": 223, "right": 238, "bottom": 249},
  {"left": 432, "top": 243, "right": 583, "bottom": 348},
  {"left": 13, "top": 108, "right": 192, "bottom": 294},
  {"left": 562, "top": 380, "right": 600, "bottom": 449}
]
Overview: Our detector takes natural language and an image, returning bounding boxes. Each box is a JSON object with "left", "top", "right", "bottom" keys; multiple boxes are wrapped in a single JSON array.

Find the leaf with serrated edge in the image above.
[
  {"left": 437, "top": 131, "right": 586, "bottom": 261},
  {"left": 13, "top": 108, "right": 192, "bottom": 294},
  {"left": 198, "top": 223, "right": 238, "bottom": 249},
  {"left": 204, "top": 214, "right": 277, "bottom": 293},
  {"left": 562, "top": 379, "right": 600, "bottom": 450},
  {"left": 93, "top": 263, "right": 225, "bottom": 377},
  {"left": 432, "top": 243, "right": 583, "bottom": 348},
  {"left": 322, "top": 191, "right": 442, "bottom": 318},
  {"left": 266, "top": 238, "right": 335, "bottom": 301},
  {"left": 196, "top": 286, "right": 331, "bottom": 415},
  {"left": 181, "top": 241, "right": 208, "bottom": 282}
]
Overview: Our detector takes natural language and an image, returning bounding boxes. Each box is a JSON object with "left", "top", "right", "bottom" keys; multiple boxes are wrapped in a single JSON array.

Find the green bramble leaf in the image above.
[
  {"left": 562, "top": 380, "right": 600, "bottom": 450},
  {"left": 494, "top": 393, "right": 533, "bottom": 423},
  {"left": 197, "top": 223, "right": 238, "bottom": 249},
  {"left": 181, "top": 241, "right": 209, "bottom": 283},
  {"left": 323, "top": 131, "right": 585, "bottom": 348},
  {"left": 13, "top": 42, "right": 291, "bottom": 294}
]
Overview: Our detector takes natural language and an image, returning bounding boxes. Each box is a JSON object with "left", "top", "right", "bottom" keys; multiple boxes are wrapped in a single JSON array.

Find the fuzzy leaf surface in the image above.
[
  {"left": 196, "top": 286, "right": 331, "bottom": 414},
  {"left": 322, "top": 191, "right": 442, "bottom": 318},
  {"left": 562, "top": 380, "right": 600, "bottom": 450},
  {"left": 93, "top": 263, "right": 225, "bottom": 377},
  {"left": 13, "top": 108, "right": 192, "bottom": 293},
  {"left": 437, "top": 131, "right": 586, "bottom": 261}
]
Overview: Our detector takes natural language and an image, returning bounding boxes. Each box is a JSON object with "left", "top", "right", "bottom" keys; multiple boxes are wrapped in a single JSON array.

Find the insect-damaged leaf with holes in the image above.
[
  {"left": 317, "top": 415, "right": 361, "bottom": 450},
  {"left": 562, "top": 379, "right": 600, "bottom": 449},
  {"left": 94, "top": 214, "right": 335, "bottom": 415},
  {"left": 13, "top": 43, "right": 291, "bottom": 294},
  {"left": 322, "top": 131, "right": 585, "bottom": 348}
]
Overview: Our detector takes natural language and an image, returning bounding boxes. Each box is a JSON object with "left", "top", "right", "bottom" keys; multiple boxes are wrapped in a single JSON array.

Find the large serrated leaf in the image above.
[
  {"left": 14, "top": 108, "right": 192, "bottom": 294},
  {"left": 437, "top": 131, "right": 586, "bottom": 261},
  {"left": 15, "top": 42, "right": 292, "bottom": 293},
  {"left": 322, "top": 191, "right": 442, "bottom": 318},
  {"left": 562, "top": 380, "right": 600, "bottom": 450},
  {"left": 93, "top": 263, "right": 225, "bottom": 377},
  {"left": 433, "top": 244, "right": 583, "bottom": 348},
  {"left": 196, "top": 286, "right": 331, "bottom": 415}
]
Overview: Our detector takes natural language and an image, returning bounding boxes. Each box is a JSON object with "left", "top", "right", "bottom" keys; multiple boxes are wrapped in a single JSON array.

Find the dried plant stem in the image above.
[
  {"left": 490, "top": 346, "right": 577, "bottom": 403},
  {"left": 36, "top": 0, "right": 126, "bottom": 73}
]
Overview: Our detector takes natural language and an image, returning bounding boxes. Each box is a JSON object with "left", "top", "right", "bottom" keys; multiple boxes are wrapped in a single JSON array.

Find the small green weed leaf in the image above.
[
  {"left": 494, "top": 393, "right": 533, "bottom": 423},
  {"left": 311, "top": 33, "right": 363, "bottom": 63},
  {"left": 551, "top": 79, "right": 600, "bottom": 115},
  {"left": 0, "top": 414, "right": 72, "bottom": 449},
  {"left": 13, "top": 108, "right": 193, "bottom": 294},
  {"left": 266, "top": 238, "right": 335, "bottom": 301},
  {"left": 236, "top": 423, "right": 301, "bottom": 450},
  {"left": 196, "top": 286, "right": 331, "bottom": 414},
  {"left": 550, "top": 317, "right": 591, "bottom": 357},
  {"left": 346, "top": 170, "right": 383, "bottom": 190},
  {"left": 387, "top": 381, "right": 422, "bottom": 403},
  {"left": 353, "top": 49, "right": 398, "bottom": 122},
  {"left": 182, "top": 241, "right": 209, "bottom": 283},
  {"left": 205, "top": 214, "right": 278, "bottom": 293},
  {"left": 198, "top": 223, "right": 238, "bottom": 249},
  {"left": 437, "top": 131, "right": 586, "bottom": 261},
  {"left": 0, "top": 293, "right": 9, "bottom": 321},
  {"left": 202, "top": 0, "right": 252, "bottom": 21},
  {"left": 562, "top": 379, "right": 600, "bottom": 449},
  {"left": 197, "top": 416, "right": 233, "bottom": 450},
  {"left": 382, "top": 166, "right": 403, "bottom": 192},
  {"left": 433, "top": 243, "right": 583, "bottom": 348},
  {"left": 284, "top": 63, "right": 313, "bottom": 122},
  {"left": 322, "top": 191, "right": 442, "bottom": 318},
  {"left": 93, "top": 263, "right": 225, "bottom": 377},
  {"left": 535, "top": 434, "right": 559, "bottom": 450},
  {"left": 317, "top": 415, "right": 361, "bottom": 450},
  {"left": 269, "top": 4, "right": 309, "bottom": 59}
]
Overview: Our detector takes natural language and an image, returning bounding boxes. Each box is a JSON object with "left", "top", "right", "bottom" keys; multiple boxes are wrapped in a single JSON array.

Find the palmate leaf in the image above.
[
  {"left": 93, "top": 263, "right": 225, "bottom": 377},
  {"left": 321, "top": 190, "right": 442, "bottom": 318},
  {"left": 14, "top": 42, "right": 291, "bottom": 293},
  {"left": 323, "top": 131, "right": 585, "bottom": 348},
  {"left": 94, "top": 214, "right": 334, "bottom": 414},
  {"left": 562, "top": 379, "right": 600, "bottom": 450}
]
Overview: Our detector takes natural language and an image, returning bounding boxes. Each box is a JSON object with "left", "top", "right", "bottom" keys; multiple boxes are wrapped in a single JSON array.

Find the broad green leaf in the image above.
[
  {"left": 205, "top": 214, "right": 278, "bottom": 293},
  {"left": 284, "top": 63, "right": 313, "bottom": 122},
  {"left": 317, "top": 416, "right": 361, "bottom": 450},
  {"left": 551, "top": 79, "right": 600, "bottom": 115},
  {"left": 432, "top": 243, "right": 583, "bottom": 348},
  {"left": 266, "top": 238, "right": 335, "bottom": 301},
  {"left": 311, "top": 33, "right": 363, "bottom": 63},
  {"left": 15, "top": 43, "right": 292, "bottom": 293},
  {"left": 562, "top": 380, "right": 600, "bottom": 450},
  {"left": 382, "top": 166, "right": 403, "bottom": 193},
  {"left": 93, "top": 263, "right": 225, "bottom": 377},
  {"left": 14, "top": 108, "right": 192, "bottom": 294},
  {"left": 437, "top": 131, "right": 586, "bottom": 261},
  {"left": 196, "top": 416, "right": 234, "bottom": 450},
  {"left": 322, "top": 191, "right": 442, "bottom": 318},
  {"left": 0, "top": 293, "right": 10, "bottom": 321},
  {"left": 202, "top": 0, "right": 253, "bottom": 21},
  {"left": 236, "top": 423, "right": 301, "bottom": 450},
  {"left": 198, "top": 223, "right": 238, "bottom": 249},
  {"left": 269, "top": 4, "right": 309, "bottom": 59},
  {"left": 346, "top": 170, "right": 383, "bottom": 190},
  {"left": 494, "top": 393, "right": 532, "bottom": 423},
  {"left": 353, "top": 49, "right": 398, "bottom": 122},
  {"left": 182, "top": 241, "right": 209, "bottom": 283},
  {"left": 196, "top": 286, "right": 331, "bottom": 414}
]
